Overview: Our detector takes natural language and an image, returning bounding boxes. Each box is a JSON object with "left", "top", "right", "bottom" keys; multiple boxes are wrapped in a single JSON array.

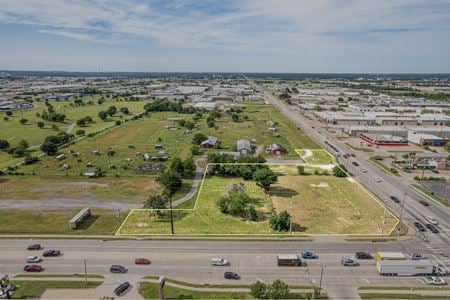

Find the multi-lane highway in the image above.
[{"left": 0, "top": 238, "right": 446, "bottom": 299}]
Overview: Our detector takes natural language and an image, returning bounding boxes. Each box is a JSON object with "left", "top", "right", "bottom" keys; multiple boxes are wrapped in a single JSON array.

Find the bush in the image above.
[
  {"left": 333, "top": 165, "right": 347, "bottom": 177},
  {"left": 76, "top": 129, "right": 85, "bottom": 136},
  {"left": 297, "top": 165, "right": 306, "bottom": 175},
  {"left": 250, "top": 281, "right": 267, "bottom": 299},
  {"left": 269, "top": 210, "right": 291, "bottom": 232},
  {"left": 24, "top": 155, "right": 39, "bottom": 165},
  {"left": 217, "top": 185, "right": 260, "bottom": 221}
]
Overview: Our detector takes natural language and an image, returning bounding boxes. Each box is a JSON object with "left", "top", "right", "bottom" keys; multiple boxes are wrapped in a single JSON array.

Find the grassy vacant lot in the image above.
[
  {"left": 118, "top": 164, "right": 397, "bottom": 235},
  {"left": 296, "top": 149, "right": 335, "bottom": 165},
  {"left": 10, "top": 280, "right": 102, "bottom": 299},
  {"left": 0, "top": 208, "right": 124, "bottom": 235},
  {"left": 0, "top": 98, "right": 146, "bottom": 169}
]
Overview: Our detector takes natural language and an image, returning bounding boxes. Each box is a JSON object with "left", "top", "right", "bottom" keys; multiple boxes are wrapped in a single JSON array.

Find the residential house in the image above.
[
  {"left": 236, "top": 139, "right": 252, "bottom": 155},
  {"left": 200, "top": 136, "right": 218, "bottom": 148}
]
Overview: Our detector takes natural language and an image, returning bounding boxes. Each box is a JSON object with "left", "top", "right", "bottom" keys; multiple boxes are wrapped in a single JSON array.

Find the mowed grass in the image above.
[
  {"left": 0, "top": 208, "right": 124, "bottom": 235},
  {"left": 270, "top": 168, "right": 398, "bottom": 234},
  {"left": 296, "top": 149, "right": 335, "bottom": 165},
  {"left": 200, "top": 104, "right": 318, "bottom": 156},
  {"left": 0, "top": 98, "right": 146, "bottom": 169},
  {"left": 10, "top": 280, "right": 102, "bottom": 299},
  {"left": 117, "top": 177, "right": 273, "bottom": 235},
  {"left": 118, "top": 165, "right": 397, "bottom": 235},
  {"left": 0, "top": 176, "right": 161, "bottom": 201}
]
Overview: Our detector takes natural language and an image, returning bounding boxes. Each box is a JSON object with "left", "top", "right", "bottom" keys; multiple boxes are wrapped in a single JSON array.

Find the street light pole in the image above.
[
  {"left": 84, "top": 259, "right": 87, "bottom": 286},
  {"left": 319, "top": 265, "right": 325, "bottom": 296},
  {"left": 169, "top": 195, "right": 174, "bottom": 235},
  {"left": 398, "top": 192, "right": 407, "bottom": 234},
  {"left": 289, "top": 197, "right": 293, "bottom": 234}
]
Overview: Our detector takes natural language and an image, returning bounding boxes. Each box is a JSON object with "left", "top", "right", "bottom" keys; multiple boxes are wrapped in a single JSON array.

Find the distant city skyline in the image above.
[{"left": 0, "top": 0, "right": 449, "bottom": 73}]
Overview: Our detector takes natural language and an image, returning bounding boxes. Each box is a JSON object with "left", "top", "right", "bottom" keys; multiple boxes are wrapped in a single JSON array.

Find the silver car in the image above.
[{"left": 26, "top": 256, "right": 41, "bottom": 263}]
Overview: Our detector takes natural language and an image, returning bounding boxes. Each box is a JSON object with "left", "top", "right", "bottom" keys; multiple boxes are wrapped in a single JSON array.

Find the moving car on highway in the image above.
[
  {"left": 355, "top": 252, "right": 372, "bottom": 260},
  {"left": 26, "top": 256, "right": 42, "bottom": 263},
  {"left": 390, "top": 196, "right": 400, "bottom": 203},
  {"left": 414, "top": 221, "right": 427, "bottom": 232},
  {"left": 374, "top": 177, "right": 382, "bottom": 182},
  {"left": 110, "top": 265, "right": 127, "bottom": 273},
  {"left": 114, "top": 282, "right": 131, "bottom": 296},
  {"left": 419, "top": 200, "right": 429, "bottom": 206},
  {"left": 224, "top": 272, "right": 240, "bottom": 280},
  {"left": 426, "top": 216, "right": 438, "bottom": 225},
  {"left": 24, "top": 265, "right": 44, "bottom": 272},
  {"left": 212, "top": 258, "right": 229, "bottom": 266},
  {"left": 426, "top": 223, "right": 439, "bottom": 233},
  {"left": 408, "top": 253, "right": 427, "bottom": 260},
  {"left": 43, "top": 250, "right": 61, "bottom": 257},
  {"left": 424, "top": 276, "right": 446, "bottom": 285},
  {"left": 341, "top": 258, "right": 359, "bottom": 266},
  {"left": 300, "top": 251, "right": 318, "bottom": 259},
  {"left": 27, "top": 244, "right": 42, "bottom": 251},
  {"left": 135, "top": 258, "right": 151, "bottom": 265}
]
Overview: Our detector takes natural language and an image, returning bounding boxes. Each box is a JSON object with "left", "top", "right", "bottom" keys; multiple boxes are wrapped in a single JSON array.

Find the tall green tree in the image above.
[{"left": 253, "top": 169, "right": 278, "bottom": 190}]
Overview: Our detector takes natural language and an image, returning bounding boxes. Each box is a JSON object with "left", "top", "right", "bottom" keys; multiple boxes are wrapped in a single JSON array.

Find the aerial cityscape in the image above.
[{"left": 0, "top": 1, "right": 450, "bottom": 300}]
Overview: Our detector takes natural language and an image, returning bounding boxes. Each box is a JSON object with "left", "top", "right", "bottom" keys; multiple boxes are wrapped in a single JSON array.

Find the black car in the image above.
[
  {"left": 390, "top": 196, "right": 400, "bottom": 203},
  {"left": 414, "top": 221, "right": 426, "bottom": 232},
  {"left": 426, "top": 223, "right": 440, "bottom": 233},
  {"left": 352, "top": 161, "right": 359, "bottom": 167},
  {"left": 43, "top": 250, "right": 61, "bottom": 257},
  {"left": 224, "top": 272, "right": 240, "bottom": 280},
  {"left": 110, "top": 265, "right": 128, "bottom": 273},
  {"left": 114, "top": 282, "right": 131, "bottom": 296},
  {"left": 27, "top": 244, "right": 42, "bottom": 250},
  {"left": 355, "top": 252, "right": 373, "bottom": 260}
]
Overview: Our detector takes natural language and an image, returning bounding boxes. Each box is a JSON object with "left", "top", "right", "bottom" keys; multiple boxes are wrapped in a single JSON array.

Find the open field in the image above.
[
  {"left": 295, "top": 149, "right": 335, "bottom": 165},
  {"left": 10, "top": 280, "right": 102, "bottom": 299},
  {"left": 0, "top": 208, "right": 124, "bottom": 235},
  {"left": 118, "top": 164, "right": 398, "bottom": 235}
]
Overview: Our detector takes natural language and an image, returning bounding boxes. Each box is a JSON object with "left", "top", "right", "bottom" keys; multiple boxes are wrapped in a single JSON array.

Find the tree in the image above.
[
  {"left": 98, "top": 111, "right": 108, "bottom": 121},
  {"left": 3, "top": 117, "right": 8, "bottom": 121},
  {"left": 250, "top": 281, "right": 267, "bottom": 299},
  {"left": 19, "top": 118, "right": 28, "bottom": 125},
  {"left": 37, "top": 121, "right": 45, "bottom": 128},
  {"left": 183, "top": 157, "right": 196, "bottom": 178},
  {"left": 156, "top": 170, "right": 182, "bottom": 234},
  {"left": 169, "top": 157, "right": 185, "bottom": 175},
  {"left": 143, "top": 194, "right": 168, "bottom": 218},
  {"left": 297, "top": 165, "right": 306, "bottom": 175},
  {"left": 192, "top": 133, "right": 207, "bottom": 145},
  {"left": 76, "top": 129, "right": 85, "bottom": 136},
  {"left": 253, "top": 169, "right": 278, "bottom": 190},
  {"left": 270, "top": 211, "right": 291, "bottom": 232},
  {"left": 444, "top": 142, "right": 450, "bottom": 153},
  {"left": 106, "top": 105, "right": 117, "bottom": 116},
  {"left": 207, "top": 120, "right": 215, "bottom": 128},
  {"left": 266, "top": 279, "right": 289, "bottom": 299},
  {"left": 115, "top": 120, "right": 121, "bottom": 125},
  {"left": 333, "top": 165, "right": 348, "bottom": 177},
  {"left": 0, "top": 140, "right": 10, "bottom": 151},
  {"left": 17, "top": 139, "right": 29, "bottom": 150},
  {"left": 5, "top": 111, "right": 12, "bottom": 116},
  {"left": 76, "top": 118, "right": 86, "bottom": 127},
  {"left": 120, "top": 107, "right": 130, "bottom": 114},
  {"left": 40, "top": 140, "right": 58, "bottom": 155},
  {"left": 24, "top": 155, "right": 39, "bottom": 165}
]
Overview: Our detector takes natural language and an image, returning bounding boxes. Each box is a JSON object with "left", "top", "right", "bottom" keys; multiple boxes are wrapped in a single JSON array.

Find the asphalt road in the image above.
[{"left": 0, "top": 238, "right": 448, "bottom": 299}]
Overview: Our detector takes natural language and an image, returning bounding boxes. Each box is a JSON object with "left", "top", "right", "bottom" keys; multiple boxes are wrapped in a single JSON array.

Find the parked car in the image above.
[
  {"left": 431, "top": 169, "right": 439, "bottom": 174},
  {"left": 24, "top": 265, "right": 44, "bottom": 272},
  {"left": 414, "top": 221, "right": 427, "bottom": 232},
  {"left": 409, "top": 253, "right": 427, "bottom": 260},
  {"left": 26, "top": 256, "right": 42, "bottom": 263},
  {"left": 135, "top": 258, "right": 151, "bottom": 265},
  {"left": 114, "top": 282, "right": 131, "bottom": 296},
  {"left": 426, "top": 223, "right": 439, "bottom": 233},
  {"left": 43, "top": 250, "right": 61, "bottom": 257},
  {"left": 419, "top": 200, "right": 430, "bottom": 207},
  {"left": 27, "top": 244, "right": 42, "bottom": 251},
  {"left": 352, "top": 161, "right": 359, "bottom": 167},
  {"left": 390, "top": 196, "right": 400, "bottom": 203},
  {"left": 341, "top": 258, "right": 359, "bottom": 266},
  {"left": 300, "top": 251, "right": 318, "bottom": 259},
  {"left": 426, "top": 216, "right": 439, "bottom": 225},
  {"left": 224, "top": 272, "right": 240, "bottom": 280},
  {"left": 355, "top": 252, "right": 372, "bottom": 260},
  {"left": 110, "top": 265, "right": 128, "bottom": 273},
  {"left": 424, "top": 276, "right": 446, "bottom": 285},
  {"left": 212, "top": 258, "right": 229, "bottom": 266}
]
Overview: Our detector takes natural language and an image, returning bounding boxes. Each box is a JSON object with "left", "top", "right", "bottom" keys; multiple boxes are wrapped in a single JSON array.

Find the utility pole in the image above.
[
  {"left": 289, "top": 198, "right": 293, "bottom": 234},
  {"left": 84, "top": 259, "right": 87, "bottom": 286},
  {"left": 319, "top": 265, "right": 325, "bottom": 296},
  {"left": 169, "top": 195, "right": 174, "bottom": 234}
]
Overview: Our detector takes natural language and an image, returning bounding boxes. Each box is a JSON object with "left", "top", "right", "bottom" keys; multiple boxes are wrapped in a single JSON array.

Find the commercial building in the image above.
[
  {"left": 360, "top": 133, "right": 408, "bottom": 146},
  {"left": 408, "top": 132, "right": 448, "bottom": 146}
]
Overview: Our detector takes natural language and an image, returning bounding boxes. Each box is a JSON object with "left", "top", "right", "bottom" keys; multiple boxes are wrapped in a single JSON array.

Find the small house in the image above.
[
  {"left": 55, "top": 154, "right": 65, "bottom": 161},
  {"left": 91, "top": 150, "right": 100, "bottom": 156},
  {"left": 266, "top": 144, "right": 286, "bottom": 155},
  {"left": 84, "top": 168, "right": 99, "bottom": 178},
  {"left": 236, "top": 139, "right": 252, "bottom": 155},
  {"left": 200, "top": 136, "right": 218, "bottom": 148}
]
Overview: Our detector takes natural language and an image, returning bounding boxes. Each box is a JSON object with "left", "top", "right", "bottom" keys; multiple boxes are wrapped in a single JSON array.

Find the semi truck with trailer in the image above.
[{"left": 377, "top": 259, "right": 447, "bottom": 276}]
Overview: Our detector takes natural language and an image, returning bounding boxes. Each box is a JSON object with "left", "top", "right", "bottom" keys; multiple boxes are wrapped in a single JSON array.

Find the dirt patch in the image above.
[{"left": 310, "top": 182, "right": 329, "bottom": 188}]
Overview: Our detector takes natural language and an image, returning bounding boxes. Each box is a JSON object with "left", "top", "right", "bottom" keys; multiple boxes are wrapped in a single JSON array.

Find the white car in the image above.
[
  {"left": 374, "top": 177, "right": 382, "bottom": 182},
  {"left": 211, "top": 258, "right": 228, "bottom": 266},
  {"left": 360, "top": 168, "right": 367, "bottom": 173},
  {"left": 426, "top": 216, "right": 439, "bottom": 225},
  {"left": 424, "top": 276, "right": 446, "bottom": 285},
  {"left": 26, "top": 256, "right": 41, "bottom": 263}
]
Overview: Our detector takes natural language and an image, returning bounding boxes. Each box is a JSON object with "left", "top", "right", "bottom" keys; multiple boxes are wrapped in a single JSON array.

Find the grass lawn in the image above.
[
  {"left": 296, "top": 149, "right": 335, "bottom": 165},
  {"left": 10, "top": 280, "right": 102, "bottom": 299},
  {"left": 138, "top": 282, "right": 318, "bottom": 299},
  {"left": 359, "top": 293, "right": 450, "bottom": 299},
  {"left": 0, "top": 208, "right": 124, "bottom": 235},
  {"left": 118, "top": 164, "right": 397, "bottom": 235},
  {"left": 14, "top": 274, "right": 104, "bottom": 278},
  {"left": 411, "top": 184, "right": 449, "bottom": 207},
  {"left": 369, "top": 157, "right": 401, "bottom": 177}
]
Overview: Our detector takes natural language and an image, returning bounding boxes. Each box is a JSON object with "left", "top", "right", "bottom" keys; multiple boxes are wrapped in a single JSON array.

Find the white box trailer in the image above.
[{"left": 377, "top": 259, "right": 434, "bottom": 276}]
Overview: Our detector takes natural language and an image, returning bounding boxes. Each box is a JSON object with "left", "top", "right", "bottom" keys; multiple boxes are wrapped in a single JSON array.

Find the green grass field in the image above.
[
  {"left": 296, "top": 149, "right": 335, "bottom": 165},
  {"left": 10, "top": 280, "right": 102, "bottom": 299},
  {"left": 118, "top": 164, "right": 398, "bottom": 235}
]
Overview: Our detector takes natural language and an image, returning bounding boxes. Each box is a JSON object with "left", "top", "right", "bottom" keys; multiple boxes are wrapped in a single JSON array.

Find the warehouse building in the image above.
[
  {"left": 360, "top": 133, "right": 408, "bottom": 146},
  {"left": 408, "top": 132, "right": 449, "bottom": 146}
]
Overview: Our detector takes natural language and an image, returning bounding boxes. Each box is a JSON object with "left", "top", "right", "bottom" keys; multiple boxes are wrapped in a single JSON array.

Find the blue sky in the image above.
[{"left": 0, "top": 0, "right": 449, "bottom": 72}]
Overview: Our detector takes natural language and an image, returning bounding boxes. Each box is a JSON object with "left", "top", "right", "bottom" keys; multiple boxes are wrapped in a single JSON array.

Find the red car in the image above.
[
  {"left": 24, "top": 264, "right": 44, "bottom": 272},
  {"left": 135, "top": 258, "right": 151, "bottom": 265},
  {"left": 419, "top": 200, "right": 430, "bottom": 206}
]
